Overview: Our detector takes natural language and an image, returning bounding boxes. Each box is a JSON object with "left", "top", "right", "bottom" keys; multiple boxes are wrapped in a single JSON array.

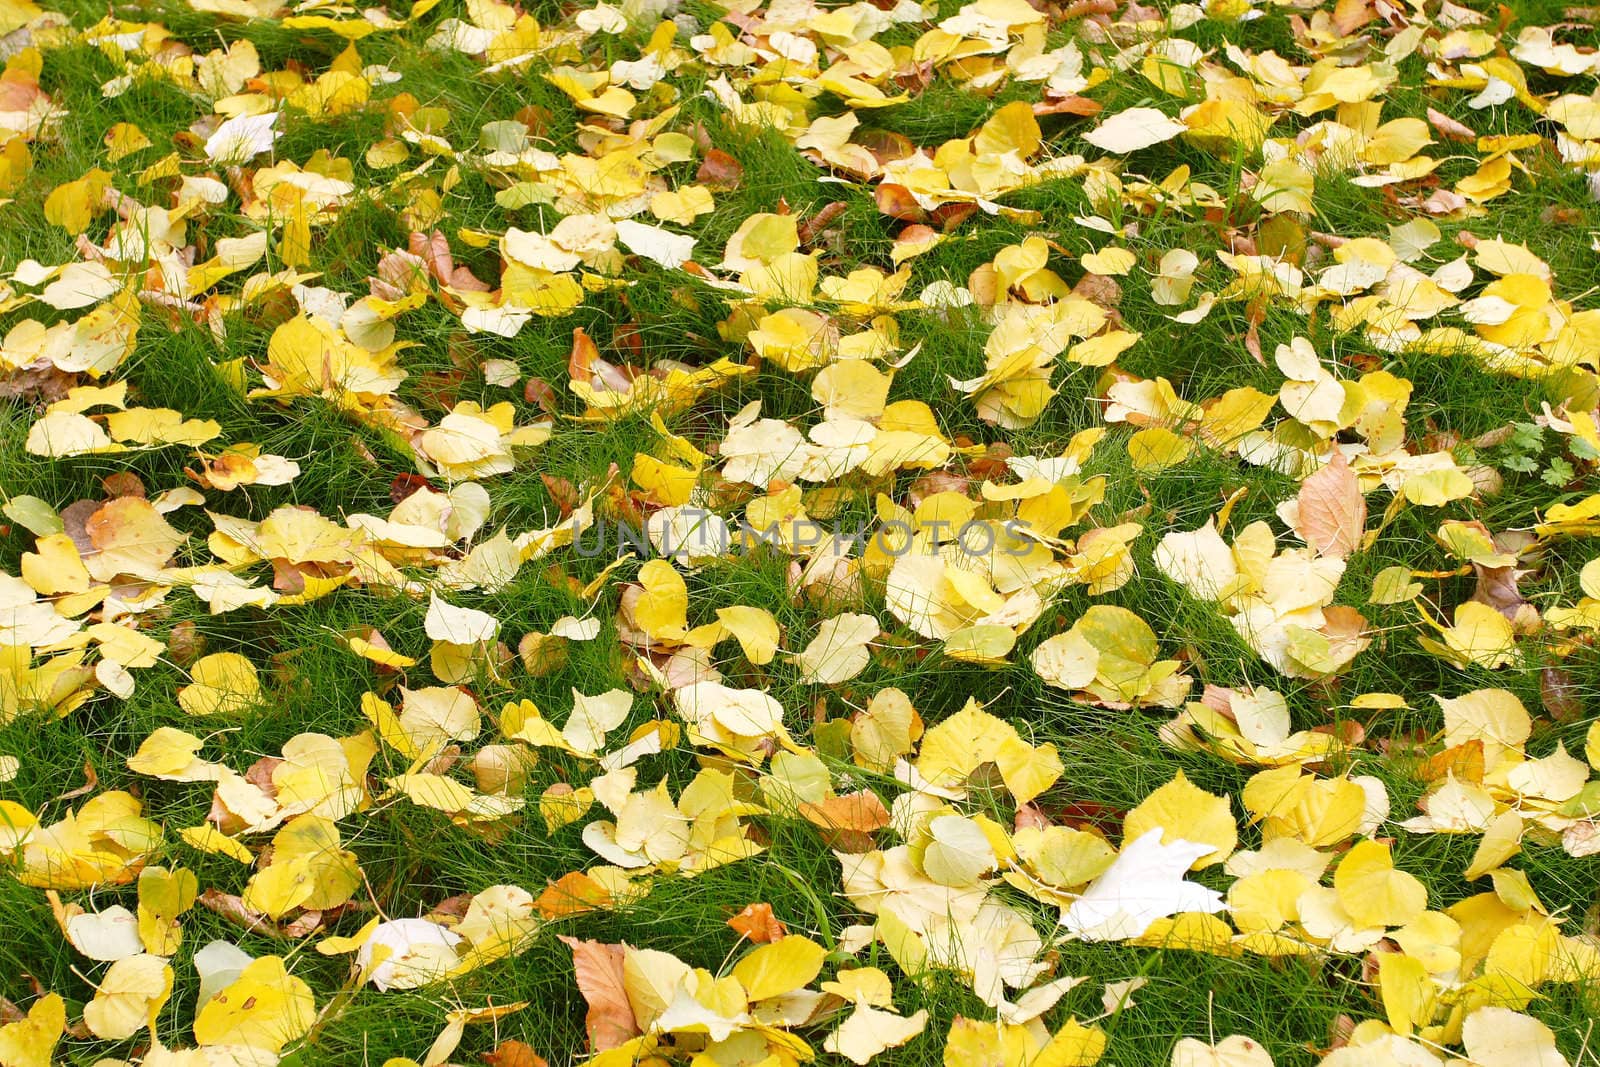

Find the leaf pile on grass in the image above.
[{"left": 1, "top": 0, "right": 1599, "bottom": 1063}]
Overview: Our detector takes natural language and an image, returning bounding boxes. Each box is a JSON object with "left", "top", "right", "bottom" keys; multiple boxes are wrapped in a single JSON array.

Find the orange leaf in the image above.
[
  {"left": 874, "top": 184, "right": 925, "bottom": 222},
  {"left": 536, "top": 872, "right": 611, "bottom": 920},
  {"left": 1419, "top": 740, "right": 1485, "bottom": 784},
  {"left": 798, "top": 790, "right": 890, "bottom": 834},
  {"left": 727, "top": 903, "right": 788, "bottom": 944}
]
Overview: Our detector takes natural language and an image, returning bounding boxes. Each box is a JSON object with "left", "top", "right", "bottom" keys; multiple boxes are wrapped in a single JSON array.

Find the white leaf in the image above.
[
  {"left": 424, "top": 593, "right": 499, "bottom": 644},
  {"left": 566, "top": 687, "right": 633, "bottom": 755},
  {"left": 39, "top": 262, "right": 120, "bottom": 310},
  {"left": 482, "top": 358, "right": 520, "bottom": 387},
  {"left": 1462, "top": 1007, "right": 1571, "bottom": 1067},
  {"left": 96, "top": 659, "right": 136, "bottom": 700},
  {"left": 205, "top": 111, "right": 281, "bottom": 164},
  {"left": 1084, "top": 107, "right": 1188, "bottom": 153},
  {"left": 825, "top": 1004, "right": 929, "bottom": 1064},
  {"left": 356, "top": 918, "right": 464, "bottom": 991},
  {"left": 26, "top": 411, "right": 119, "bottom": 458},
  {"left": 66, "top": 906, "right": 143, "bottom": 961},
  {"left": 1153, "top": 519, "right": 1239, "bottom": 600},
  {"left": 461, "top": 303, "right": 532, "bottom": 337},
  {"left": 1061, "top": 829, "right": 1224, "bottom": 941},
  {"left": 615, "top": 219, "right": 696, "bottom": 268},
  {"left": 575, "top": 2, "right": 627, "bottom": 32},
  {"left": 194, "top": 940, "right": 254, "bottom": 1006},
  {"left": 1171, "top": 1034, "right": 1276, "bottom": 1067},
  {"left": 551, "top": 615, "right": 601, "bottom": 640},
  {"left": 793, "top": 612, "right": 879, "bottom": 685}
]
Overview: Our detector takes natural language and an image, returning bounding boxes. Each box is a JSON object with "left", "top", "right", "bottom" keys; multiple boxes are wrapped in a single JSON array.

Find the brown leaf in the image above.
[
  {"left": 1014, "top": 803, "right": 1051, "bottom": 832},
  {"left": 244, "top": 756, "right": 283, "bottom": 795},
  {"left": 282, "top": 910, "right": 326, "bottom": 938},
  {"left": 612, "top": 322, "right": 644, "bottom": 360},
  {"left": 0, "top": 363, "right": 75, "bottom": 403},
  {"left": 1540, "top": 205, "right": 1585, "bottom": 226},
  {"left": 727, "top": 902, "right": 788, "bottom": 943},
  {"left": 50, "top": 760, "right": 99, "bottom": 804},
  {"left": 428, "top": 893, "right": 477, "bottom": 922},
  {"left": 1297, "top": 452, "right": 1365, "bottom": 559},
  {"left": 798, "top": 201, "right": 848, "bottom": 246},
  {"left": 1426, "top": 108, "right": 1476, "bottom": 142},
  {"left": 514, "top": 105, "right": 554, "bottom": 139},
  {"left": 160, "top": 621, "right": 197, "bottom": 670},
  {"left": 1540, "top": 667, "right": 1582, "bottom": 722},
  {"left": 1470, "top": 564, "right": 1525, "bottom": 621},
  {"left": 696, "top": 149, "right": 743, "bottom": 191},
  {"left": 198, "top": 889, "right": 281, "bottom": 936},
  {"left": 907, "top": 471, "right": 970, "bottom": 507},
  {"left": 1241, "top": 299, "right": 1266, "bottom": 364},
  {"left": 411, "top": 229, "right": 490, "bottom": 291},
  {"left": 1072, "top": 272, "right": 1122, "bottom": 311},
  {"left": 101, "top": 473, "right": 146, "bottom": 499},
  {"left": 558, "top": 936, "right": 640, "bottom": 1052},
  {"left": 482, "top": 1040, "right": 548, "bottom": 1067},
  {"left": 390, "top": 473, "right": 433, "bottom": 505},
  {"left": 1032, "top": 95, "right": 1102, "bottom": 117},
  {"left": 931, "top": 202, "right": 979, "bottom": 231},
  {"left": 525, "top": 376, "right": 560, "bottom": 414},
  {"left": 1332, "top": 0, "right": 1375, "bottom": 35}
]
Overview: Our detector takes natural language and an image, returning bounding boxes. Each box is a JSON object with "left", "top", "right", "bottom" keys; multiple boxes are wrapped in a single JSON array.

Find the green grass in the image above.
[{"left": 2, "top": 0, "right": 1600, "bottom": 1064}]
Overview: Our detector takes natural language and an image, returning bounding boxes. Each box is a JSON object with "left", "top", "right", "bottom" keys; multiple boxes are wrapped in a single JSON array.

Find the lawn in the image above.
[{"left": 0, "top": 0, "right": 1599, "bottom": 1064}]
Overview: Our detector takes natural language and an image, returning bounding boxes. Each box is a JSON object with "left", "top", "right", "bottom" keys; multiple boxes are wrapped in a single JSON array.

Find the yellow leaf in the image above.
[
  {"left": 138, "top": 865, "right": 198, "bottom": 956},
  {"left": 20, "top": 534, "right": 89, "bottom": 595},
  {"left": 1081, "top": 248, "right": 1136, "bottom": 276},
  {"left": 730, "top": 935, "right": 826, "bottom": 1001},
  {"left": 1368, "top": 566, "right": 1421, "bottom": 604},
  {"left": 1123, "top": 771, "right": 1237, "bottom": 869},
  {"left": 1333, "top": 840, "right": 1426, "bottom": 929},
  {"left": 1128, "top": 426, "right": 1194, "bottom": 471},
  {"left": 83, "top": 954, "right": 173, "bottom": 1040},
  {"left": 634, "top": 559, "right": 689, "bottom": 642},
  {"left": 179, "top": 824, "right": 254, "bottom": 863},
  {"left": 0, "top": 992, "right": 65, "bottom": 1067},
  {"left": 104, "top": 122, "right": 151, "bottom": 162},
  {"left": 714, "top": 605, "right": 779, "bottom": 665},
  {"left": 631, "top": 453, "right": 698, "bottom": 506},
  {"left": 916, "top": 699, "right": 1061, "bottom": 803},
  {"left": 43, "top": 168, "right": 111, "bottom": 234},
  {"left": 178, "top": 653, "right": 261, "bottom": 716},
  {"left": 1430, "top": 602, "right": 1517, "bottom": 669},
  {"left": 1436, "top": 689, "right": 1531, "bottom": 762},
  {"left": 194, "top": 956, "right": 315, "bottom": 1054},
  {"left": 1035, "top": 1016, "right": 1107, "bottom": 1067},
  {"left": 1376, "top": 951, "right": 1434, "bottom": 1035},
  {"left": 243, "top": 815, "right": 361, "bottom": 917},
  {"left": 974, "top": 100, "right": 1041, "bottom": 158}
]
